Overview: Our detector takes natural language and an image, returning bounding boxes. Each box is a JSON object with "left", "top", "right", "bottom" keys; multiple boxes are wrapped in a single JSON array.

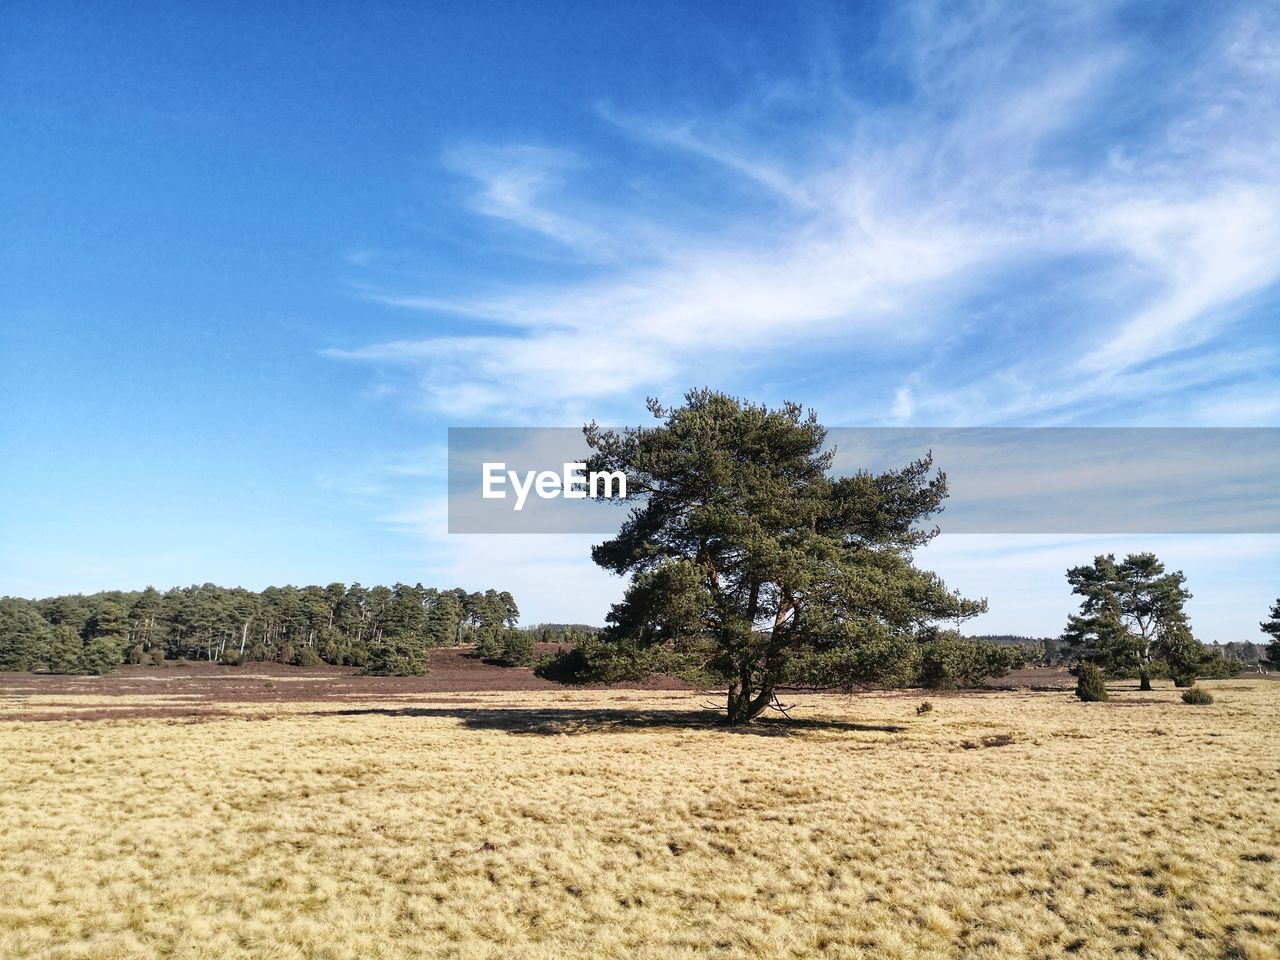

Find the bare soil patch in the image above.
[{"left": 0, "top": 645, "right": 689, "bottom": 721}]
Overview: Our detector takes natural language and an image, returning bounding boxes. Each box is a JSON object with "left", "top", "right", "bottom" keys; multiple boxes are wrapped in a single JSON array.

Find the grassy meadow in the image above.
[{"left": 1, "top": 677, "right": 1276, "bottom": 960}]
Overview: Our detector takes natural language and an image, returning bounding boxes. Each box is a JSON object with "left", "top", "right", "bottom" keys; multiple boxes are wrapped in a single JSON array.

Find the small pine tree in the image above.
[
  {"left": 473, "top": 627, "right": 503, "bottom": 659},
  {"left": 78, "top": 636, "right": 122, "bottom": 675},
  {"left": 1061, "top": 553, "right": 1193, "bottom": 691},
  {"left": 363, "top": 633, "right": 429, "bottom": 676},
  {"left": 501, "top": 630, "right": 535, "bottom": 666},
  {"left": 1075, "top": 662, "right": 1108, "bottom": 702},
  {"left": 46, "top": 624, "right": 85, "bottom": 673},
  {"left": 1181, "top": 686, "right": 1213, "bottom": 705}
]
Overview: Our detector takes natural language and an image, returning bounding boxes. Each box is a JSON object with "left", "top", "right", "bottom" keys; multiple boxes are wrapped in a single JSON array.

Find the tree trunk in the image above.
[
  {"left": 726, "top": 678, "right": 774, "bottom": 725},
  {"left": 1139, "top": 670, "right": 1152, "bottom": 691}
]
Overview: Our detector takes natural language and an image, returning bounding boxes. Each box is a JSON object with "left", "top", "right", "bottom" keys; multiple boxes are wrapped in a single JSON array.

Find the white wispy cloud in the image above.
[
  {"left": 330, "top": 2, "right": 1279, "bottom": 427},
  {"left": 440, "top": 144, "right": 617, "bottom": 260},
  {"left": 321, "top": 0, "right": 1280, "bottom": 629}
]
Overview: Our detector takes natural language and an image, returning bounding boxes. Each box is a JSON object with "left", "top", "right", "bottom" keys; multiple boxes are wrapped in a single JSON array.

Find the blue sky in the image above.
[{"left": 2, "top": 0, "right": 1278, "bottom": 641}]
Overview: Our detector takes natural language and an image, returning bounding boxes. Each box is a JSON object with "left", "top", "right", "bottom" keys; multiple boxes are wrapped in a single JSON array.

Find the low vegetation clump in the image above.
[
  {"left": 1075, "top": 662, "right": 1109, "bottom": 702},
  {"left": 914, "top": 632, "right": 1028, "bottom": 689},
  {"left": 499, "top": 630, "right": 535, "bottom": 666},
  {"left": 363, "top": 635, "right": 430, "bottom": 677},
  {"left": 1182, "top": 685, "right": 1214, "bottom": 705}
]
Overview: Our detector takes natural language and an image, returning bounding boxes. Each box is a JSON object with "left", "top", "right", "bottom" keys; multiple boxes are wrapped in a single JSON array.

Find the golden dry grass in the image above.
[{"left": 0, "top": 680, "right": 1276, "bottom": 960}]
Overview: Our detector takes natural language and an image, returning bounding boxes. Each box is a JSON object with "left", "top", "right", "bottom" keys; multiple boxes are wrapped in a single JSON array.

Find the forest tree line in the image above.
[
  {"left": 968, "top": 634, "right": 1261, "bottom": 671},
  {"left": 0, "top": 582, "right": 520, "bottom": 676}
]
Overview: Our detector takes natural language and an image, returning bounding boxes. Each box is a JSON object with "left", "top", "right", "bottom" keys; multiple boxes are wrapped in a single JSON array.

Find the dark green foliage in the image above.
[
  {"left": 0, "top": 598, "right": 52, "bottom": 671},
  {"left": 465, "top": 589, "right": 520, "bottom": 657},
  {"left": 1181, "top": 686, "right": 1213, "bottom": 705},
  {"left": 1062, "top": 553, "right": 1196, "bottom": 691},
  {"left": 363, "top": 633, "right": 429, "bottom": 677},
  {"left": 1196, "top": 650, "right": 1242, "bottom": 679},
  {"left": 78, "top": 636, "right": 124, "bottom": 675},
  {"left": 0, "top": 581, "right": 518, "bottom": 676},
  {"left": 546, "top": 631, "right": 1024, "bottom": 692},
  {"left": 46, "top": 624, "right": 86, "bottom": 673},
  {"left": 534, "top": 629, "right": 725, "bottom": 687},
  {"left": 534, "top": 646, "right": 594, "bottom": 684},
  {"left": 1075, "top": 662, "right": 1108, "bottom": 702},
  {"left": 500, "top": 630, "right": 535, "bottom": 666},
  {"left": 1262, "top": 599, "right": 1280, "bottom": 669},
  {"left": 579, "top": 390, "right": 988, "bottom": 723},
  {"left": 1162, "top": 621, "right": 1206, "bottom": 687},
  {"left": 472, "top": 629, "right": 503, "bottom": 659},
  {"left": 916, "top": 632, "right": 1029, "bottom": 689},
  {"left": 293, "top": 646, "right": 322, "bottom": 667},
  {"left": 2, "top": 608, "right": 123, "bottom": 675},
  {"left": 425, "top": 591, "right": 464, "bottom": 647},
  {"left": 967, "top": 634, "right": 1058, "bottom": 666},
  {"left": 529, "top": 623, "right": 601, "bottom": 637}
]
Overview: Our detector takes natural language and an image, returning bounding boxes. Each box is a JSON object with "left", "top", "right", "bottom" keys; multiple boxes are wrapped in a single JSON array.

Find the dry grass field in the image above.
[{"left": 0, "top": 673, "right": 1276, "bottom": 960}]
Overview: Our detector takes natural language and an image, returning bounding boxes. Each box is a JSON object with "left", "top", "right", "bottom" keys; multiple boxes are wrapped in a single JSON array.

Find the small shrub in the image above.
[
  {"left": 500, "top": 631, "right": 535, "bottom": 666},
  {"left": 534, "top": 646, "right": 592, "bottom": 684},
  {"left": 363, "top": 636, "right": 429, "bottom": 676},
  {"left": 1181, "top": 686, "right": 1214, "bottom": 705},
  {"left": 293, "top": 646, "right": 322, "bottom": 667},
  {"left": 1075, "top": 662, "right": 1108, "bottom": 702},
  {"left": 916, "top": 701, "right": 934, "bottom": 715},
  {"left": 472, "top": 630, "right": 503, "bottom": 659}
]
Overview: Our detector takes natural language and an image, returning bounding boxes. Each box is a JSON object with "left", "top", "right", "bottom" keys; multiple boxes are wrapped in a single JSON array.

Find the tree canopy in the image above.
[
  {"left": 1061, "top": 553, "right": 1205, "bottom": 689},
  {"left": 0, "top": 582, "right": 519, "bottom": 676},
  {"left": 578, "top": 389, "right": 992, "bottom": 724}
]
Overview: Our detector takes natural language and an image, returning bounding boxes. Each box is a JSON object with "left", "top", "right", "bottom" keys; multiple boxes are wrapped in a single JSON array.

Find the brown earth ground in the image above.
[
  {"left": 0, "top": 651, "right": 1271, "bottom": 723},
  {"left": 0, "top": 645, "right": 689, "bottom": 722}
]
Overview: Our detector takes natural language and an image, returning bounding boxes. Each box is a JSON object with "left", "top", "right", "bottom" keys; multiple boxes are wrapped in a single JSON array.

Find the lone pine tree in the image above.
[
  {"left": 1062, "top": 552, "right": 1195, "bottom": 691},
  {"left": 582, "top": 389, "right": 986, "bottom": 725}
]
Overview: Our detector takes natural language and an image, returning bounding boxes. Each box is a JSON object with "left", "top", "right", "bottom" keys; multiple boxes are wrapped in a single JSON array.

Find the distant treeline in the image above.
[
  {"left": 968, "top": 634, "right": 1259, "bottom": 670},
  {"left": 521, "top": 623, "right": 601, "bottom": 641},
  {"left": 966, "top": 635, "right": 1060, "bottom": 664},
  {"left": 0, "top": 583, "right": 520, "bottom": 676}
]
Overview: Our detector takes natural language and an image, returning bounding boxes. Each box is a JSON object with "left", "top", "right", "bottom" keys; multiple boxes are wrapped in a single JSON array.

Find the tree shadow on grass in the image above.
[{"left": 316, "top": 705, "right": 907, "bottom": 737}]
